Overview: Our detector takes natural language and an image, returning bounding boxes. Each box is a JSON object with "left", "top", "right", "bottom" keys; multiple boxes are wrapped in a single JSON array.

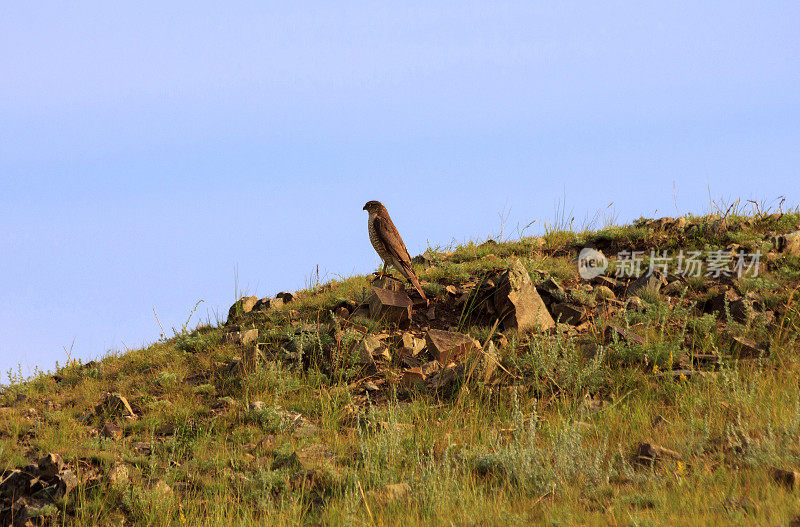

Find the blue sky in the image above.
[{"left": 1, "top": 2, "right": 798, "bottom": 377}]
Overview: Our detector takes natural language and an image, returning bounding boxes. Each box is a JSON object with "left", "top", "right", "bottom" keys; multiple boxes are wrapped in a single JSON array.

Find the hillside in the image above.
[{"left": 2, "top": 210, "right": 800, "bottom": 526}]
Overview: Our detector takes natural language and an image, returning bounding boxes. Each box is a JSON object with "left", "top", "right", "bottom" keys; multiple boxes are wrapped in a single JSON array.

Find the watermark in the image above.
[
  {"left": 578, "top": 248, "right": 608, "bottom": 279},
  {"left": 579, "top": 248, "right": 761, "bottom": 279}
]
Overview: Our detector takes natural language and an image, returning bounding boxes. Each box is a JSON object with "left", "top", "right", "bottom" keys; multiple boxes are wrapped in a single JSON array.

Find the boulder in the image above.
[
  {"left": 493, "top": 260, "right": 555, "bottom": 332},
  {"left": 371, "top": 275, "right": 406, "bottom": 292},
  {"left": 37, "top": 454, "right": 63, "bottom": 479},
  {"left": 627, "top": 269, "right": 667, "bottom": 297},
  {"left": 96, "top": 392, "right": 136, "bottom": 419},
  {"left": 224, "top": 328, "right": 259, "bottom": 346},
  {"left": 550, "top": 303, "right": 584, "bottom": 325},
  {"left": 425, "top": 328, "right": 481, "bottom": 365},
  {"left": 227, "top": 296, "right": 258, "bottom": 322},
  {"left": 367, "top": 287, "right": 412, "bottom": 327}
]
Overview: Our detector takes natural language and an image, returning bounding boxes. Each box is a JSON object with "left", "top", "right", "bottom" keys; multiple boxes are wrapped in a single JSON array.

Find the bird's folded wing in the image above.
[{"left": 373, "top": 215, "right": 412, "bottom": 264}]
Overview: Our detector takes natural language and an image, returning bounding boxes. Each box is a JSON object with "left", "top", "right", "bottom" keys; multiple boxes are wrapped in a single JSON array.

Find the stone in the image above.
[
  {"left": 381, "top": 482, "right": 412, "bottom": 503},
  {"left": 732, "top": 335, "right": 767, "bottom": 358},
  {"left": 536, "top": 277, "right": 567, "bottom": 305},
  {"left": 367, "top": 287, "right": 412, "bottom": 327},
  {"left": 594, "top": 285, "right": 616, "bottom": 302},
  {"left": 108, "top": 463, "right": 130, "bottom": 486},
  {"left": 251, "top": 297, "right": 271, "bottom": 311},
  {"left": 371, "top": 275, "right": 406, "bottom": 291},
  {"left": 636, "top": 443, "right": 681, "bottom": 464},
  {"left": 97, "top": 392, "right": 136, "bottom": 419},
  {"left": 480, "top": 341, "right": 499, "bottom": 383},
  {"left": 627, "top": 270, "right": 667, "bottom": 297},
  {"left": 101, "top": 422, "right": 123, "bottom": 440},
  {"left": 771, "top": 467, "right": 800, "bottom": 489},
  {"left": 249, "top": 401, "right": 267, "bottom": 412},
  {"left": 425, "top": 328, "right": 481, "bottom": 365},
  {"left": 296, "top": 443, "right": 335, "bottom": 469},
  {"left": 227, "top": 296, "right": 258, "bottom": 322},
  {"left": 0, "top": 470, "right": 32, "bottom": 499},
  {"left": 276, "top": 292, "right": 294, "bottom": 303},
  {"left": 37, "top": 454, "right": 63, "bottom": 479},
  {"left": 400, "top": 332, "right": 426, "bottom": 357},
  {"left": 605, "top": 324, "right": 646, "bottom": 346},
  {"left": 153, "top": 480, "right": 173, "bottom": 497},
  {"left": 591, "top": 275, "right": 619, "bottom": 289},
  {"left": 550, "top": 303, "right": 584, "bottom": 325},
  {"left": 53, "top": 469, "right": 78, "bottom": 499},
  {"left": 354, "top": 335, "right": 382, "bottom": 366},
  {"left": 493, "top": 260, "right": 555, "bottom": 332},
  {"left": 401, "top": 367, "right": 426, "bottom": 387},
  {"left": 224, "top": 328, "right": 258, "bottom": 346}
]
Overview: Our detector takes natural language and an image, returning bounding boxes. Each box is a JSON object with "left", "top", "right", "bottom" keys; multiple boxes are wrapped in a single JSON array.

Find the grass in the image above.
[{"left": 2, "top": 209, "right": 800, "bottom": 525}]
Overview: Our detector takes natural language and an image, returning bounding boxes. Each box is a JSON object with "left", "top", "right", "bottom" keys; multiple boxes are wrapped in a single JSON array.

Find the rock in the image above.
[
  {"left": 605, "top": 324, "right": 646, "bottom": 346},
  {"left": 401, "top": 367, "right": 426, "bottom": 387},
  {"left": 36, "top": 454, "right": 63, "bottom": 479},
  {"left": 276, "top": 408, "right": 318, "bottom": 438},
  {"left": 371, "top": 275, "right": 406, "bottom": 292},
  {"left": 594, "top": 285, "right": 616, "bottom": 302},
  {"left": 296, "top": 443, "right": 335, "bottom": 469},
  {"left": 636, "top": 443, "right": 681, "bottom": 464},
  {"left": 227, "top": 296, "right": 258, "bottom": 322},
  {"left": 249, "top": 401, "right": 267, "bottom": 412},
  {"left": 0, "top": 470, "right": 32, "bottom": 499},
  {"left": 494, "top": 260, "right": 555, "bottom": 332},
  {"left": 772, "top": 467, "right": 800, "bottom": 489},
  {"left": 381, "top": 482, "right": 412, "bottom": 503},
  {"left": 425, "top": 328, "right": 481, "bottom": 365},
  {"left": 731, "top": 335, "right": 767, "bottom": 358},
  {"left": 627, "top": 270, "right": 667, "bottom": 297},
  {"left": 400, "top": 332, "right": 426, "bottom": 357},
  {"left": 537, "top": 277, "right": 567, "bottom": 305},
  {"left": 133, "top": 442, "right": 153, "bottom": 456},
  {"left": 276, "top": 292, "right": 294, "bottom": 304},
  {"left": 354, "top": 335, "right": 382, "bottom": 366},
  {"left": 364, "top": 381, "right": 379, "bottom": 392},
  {"left": 626, "top": 296, "right": 644, "bottom": 311},
  {"left": 101, "top": 422, "right": 123, "bottom": 441},
  {"left": 54, "top": 469, "right": 78, "bottom": 499},
  {"left": 96, "top": 392, "right": 136, "bottom": 419},
  {"left": 224, "top": 328, "right": 259, "bottom": 346},
  {"left": 481, "top": 341, "right": 499, "bottom": 383},
  {"left": 591, "top": 275, "right": 620, "bottom": 289},
  {"left": 251, "top": 297, "right": 272, "bottom": 311},
  {"left": 108, "top": 463, "right": 130, "bottom": 486},
  {"left": 550, "top": 302, "right": 584, "bottom": 325},
  {"left": 153, "top": 480, "right": 173, "bottom": 497},
  {"left": 367, "top": 287, "right": 412, "bottom": 327}
]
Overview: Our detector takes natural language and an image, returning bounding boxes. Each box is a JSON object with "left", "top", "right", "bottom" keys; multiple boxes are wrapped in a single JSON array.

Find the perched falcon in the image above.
[{"left": 363, "top": 200, "right": 427, "bottom": 300}]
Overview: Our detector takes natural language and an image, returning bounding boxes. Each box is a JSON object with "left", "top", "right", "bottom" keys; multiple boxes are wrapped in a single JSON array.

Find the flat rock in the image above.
[
  {"left": 550, "top": 302, "right": 584, "bottom": 325},
  {"left": 493, "top": 260, "right": 555, "bottom": 332},
  {"left": 772, "top": 467, "right": 800, "bottom": 489},
  {"left": 37, "top": 454, "right": 63, "bottom": 479},
  {"left": 425, "top": 328, "right": 480, "bottom": 365},
  {"left": 368, "top": 287, "right": 412, "bottom": 327},
  {"left": 227, "top": 296, "right": 258, "bottom": 322},
  {"left": 224, "top": 328, "right": 259, "bottom": 346},
  {"left": 627, "top": 270, "right": 667, "bottom": 297},
  {"left": 96, "top": 392, "right": 136, "bottom": 419}
]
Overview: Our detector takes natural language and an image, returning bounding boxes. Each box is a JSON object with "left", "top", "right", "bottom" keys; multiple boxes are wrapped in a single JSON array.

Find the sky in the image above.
[{"left": 1, "top": 2, "right": 798, "bottom": 378}]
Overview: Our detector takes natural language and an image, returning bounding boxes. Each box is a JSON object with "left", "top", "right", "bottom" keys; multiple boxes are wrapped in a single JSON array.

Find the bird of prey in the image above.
[{"left": 363, "top": 200, "right": 427, "bottom": 300}]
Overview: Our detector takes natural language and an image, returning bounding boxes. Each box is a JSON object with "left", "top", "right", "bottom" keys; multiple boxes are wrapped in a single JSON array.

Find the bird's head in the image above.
[{"left": 362, "top": 200, "right": 384, "bottom": 213}]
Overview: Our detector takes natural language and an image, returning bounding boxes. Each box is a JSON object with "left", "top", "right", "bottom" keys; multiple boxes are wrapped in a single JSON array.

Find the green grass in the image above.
[{"left": 2, "top": 211, "right": 800, "bottom": 525}]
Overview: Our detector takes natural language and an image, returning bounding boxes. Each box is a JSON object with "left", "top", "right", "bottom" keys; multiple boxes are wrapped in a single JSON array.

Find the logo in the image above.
[{"left": 578, "top": 248, "right": 607, "bottom": 280}]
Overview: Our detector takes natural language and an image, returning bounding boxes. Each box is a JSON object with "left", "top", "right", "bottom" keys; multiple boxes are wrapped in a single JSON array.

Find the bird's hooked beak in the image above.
[{"left": 362, "top": 204, "right": 368, "bottom": 211}]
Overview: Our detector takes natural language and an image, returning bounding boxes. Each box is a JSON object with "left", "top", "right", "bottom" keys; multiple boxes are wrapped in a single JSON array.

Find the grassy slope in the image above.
[{"left": 2, "top": 211, "right": 800, "bottom": 526}]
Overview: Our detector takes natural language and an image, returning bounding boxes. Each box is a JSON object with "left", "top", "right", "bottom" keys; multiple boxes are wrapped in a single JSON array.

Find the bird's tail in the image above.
[{"left": 400, "top": 262, "right": 427, "bottom": 300}]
